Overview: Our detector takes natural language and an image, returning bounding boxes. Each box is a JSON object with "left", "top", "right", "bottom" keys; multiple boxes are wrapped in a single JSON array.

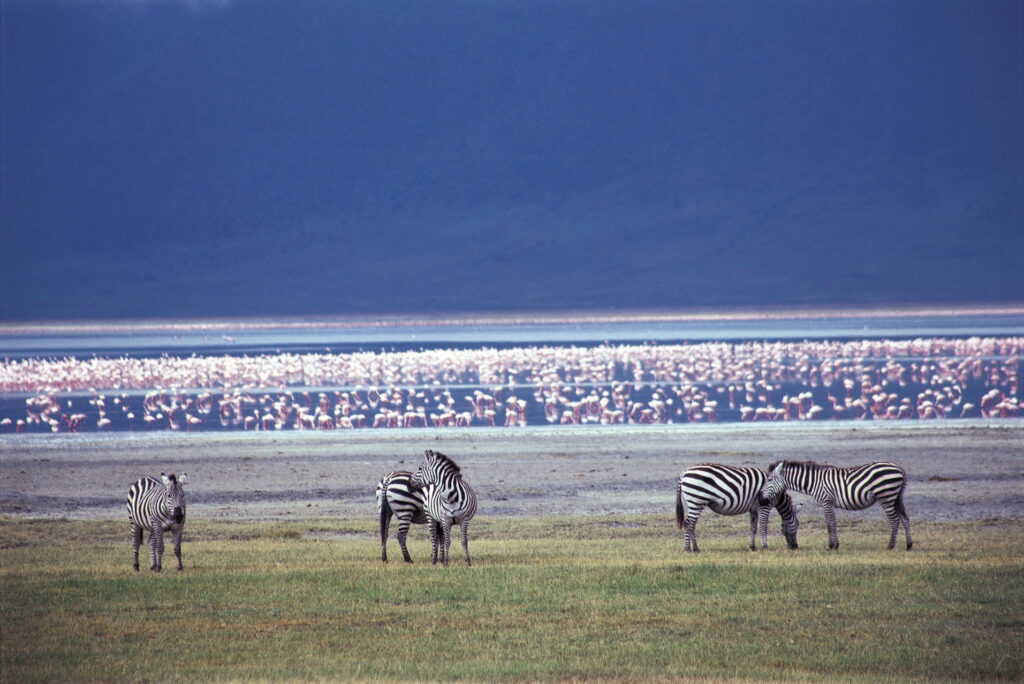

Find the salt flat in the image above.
[{"left": 1, "top": 422, "right": 1021, "bottom": 523}]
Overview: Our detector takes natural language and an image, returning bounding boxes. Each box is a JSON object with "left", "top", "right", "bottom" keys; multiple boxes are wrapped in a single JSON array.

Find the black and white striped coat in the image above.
[
  {"left": 127, "top": 473, "right": 187, "bottom": 572},
  {"left": 376, "top": 470, "right": 429, "bottom": 563},
  {"left": 760, "top": 460, "right": 912, "bottom": 550},
  {"left": 410, "top": 450, "right": 478, "bottom": 567},
  {"left": 675, "top": 464, "right": 800, "bottom": 552}
]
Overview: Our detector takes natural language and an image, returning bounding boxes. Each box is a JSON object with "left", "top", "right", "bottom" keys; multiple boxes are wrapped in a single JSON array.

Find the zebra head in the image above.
[
  {"left": 161, "top": 472, "right": 187, "bottom": 524},
  {"left": 759, "top": 461, "right": 787, "bottom": 506},
  {"left": 409, "top": 449, "right": 459, "bottom": 491}
]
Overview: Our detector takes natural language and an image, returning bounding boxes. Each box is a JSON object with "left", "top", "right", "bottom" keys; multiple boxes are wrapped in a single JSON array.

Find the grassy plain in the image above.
[{"left": 2, "top": 515, "right": 1022, "bottom": 682}]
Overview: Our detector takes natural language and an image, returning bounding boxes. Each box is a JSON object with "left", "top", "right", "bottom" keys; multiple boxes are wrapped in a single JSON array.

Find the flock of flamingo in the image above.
[{"left": 0, "top": 337, "right": 1020, "bottom": 433}]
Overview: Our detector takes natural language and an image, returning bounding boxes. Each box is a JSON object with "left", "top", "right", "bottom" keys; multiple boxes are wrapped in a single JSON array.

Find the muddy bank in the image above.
[{"left": 1, "top": 422, "right": 1021, "bottom": 523}]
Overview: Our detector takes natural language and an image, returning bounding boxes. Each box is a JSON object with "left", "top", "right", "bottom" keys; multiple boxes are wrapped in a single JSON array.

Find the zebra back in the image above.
[
  {"left": 377, "top": 470, "right": 429, "bottom": 524},
  {"left": 678, "top": 463, "right": 767, "bottom": 515}
]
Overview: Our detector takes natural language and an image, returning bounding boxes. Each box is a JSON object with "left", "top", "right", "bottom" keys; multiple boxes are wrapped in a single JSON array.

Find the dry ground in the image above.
[{"left": 1, "top": 422, "right": 1021, "bottom": 525}]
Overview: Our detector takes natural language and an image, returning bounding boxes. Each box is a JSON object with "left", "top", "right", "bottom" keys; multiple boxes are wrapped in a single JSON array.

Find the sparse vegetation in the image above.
[{"left": 2, "top": 516, "right": 1022, "bottom": 682}]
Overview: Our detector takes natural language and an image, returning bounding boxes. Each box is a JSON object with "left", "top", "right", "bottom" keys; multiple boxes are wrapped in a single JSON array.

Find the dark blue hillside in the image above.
[{"left": 2, "top": 1, "right": 1021, "bottom": 320}]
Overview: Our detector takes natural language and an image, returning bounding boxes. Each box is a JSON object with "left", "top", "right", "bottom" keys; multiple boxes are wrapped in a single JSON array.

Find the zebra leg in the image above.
[
  {"left": 755, "top": 506, "right": 771, "bottom": 551},
  {"left": 379, "top": 500, "right": 392, "bottom": 563},
  {"left": 460, "top": 519, "right": 471, "bottom": 567},
  {"left": 880, "top": 501, "right": 900, "bottom": 550},
  {"left": 131, "top": 523, "right": 143, "bottom": 571},
  {"left": 397, "top": 518, "right": 414, "bottom": 563},
  {"left": 440, "top": 518, "right": 453, "bottom": 568},
  {"left": 172, "top": 527, "right": 184, "bottom": 571},
  {"left": 150, "top": 524, "right": 165, "bottom": 572},
  {"left": 822, "top": 500, "right": 839, "bottom": 550},
  {"left": 429, "top": 520, "right": 439, "bottom": 565},
  {"left": 897, "top": 492, "right": 913, "bottom": 550},
  {"left": 684, "top": 505, "right": 702, "bottom": 552},
  {"left": 687, "top": 515, "right": 700, "bottom": 553}
]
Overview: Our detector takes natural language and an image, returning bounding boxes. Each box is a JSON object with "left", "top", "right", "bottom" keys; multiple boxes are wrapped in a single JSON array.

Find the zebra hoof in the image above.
[
  {"left": 404, "top": 558, "right": 414, "bottom": 564},
  {"left": 133, "top": 565, "right": 139, "bottom": 572},
  {"left": 906, "top": 542, "right": 913, "bottom": 551}
]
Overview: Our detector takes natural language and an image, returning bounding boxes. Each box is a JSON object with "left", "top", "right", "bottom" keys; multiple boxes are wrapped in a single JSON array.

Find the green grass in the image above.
[{"left": 2, "top": 515, "right": 1022, "bottom": 682}]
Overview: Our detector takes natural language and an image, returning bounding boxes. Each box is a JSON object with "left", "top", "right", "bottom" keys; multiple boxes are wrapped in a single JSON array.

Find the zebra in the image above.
[
  {"left": 760, "top": 460, "right": 912, "bottom": 550},
  {"left": 675, "top": 464, "right": 800, "bottom": 552},
  {"left": 127, "top": 472, "right": 187, "bottom": 572},
  {"left": 409, "top": 449, "right": 478, "bottom": 567},
  {"left": 376, "top": 470, "right": 429, "bottom": 563}
]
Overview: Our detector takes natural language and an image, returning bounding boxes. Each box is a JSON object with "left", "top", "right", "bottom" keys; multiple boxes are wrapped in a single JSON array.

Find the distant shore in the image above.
[{"left": 3, "top": 303, "right": 1024, "bottom": 333}]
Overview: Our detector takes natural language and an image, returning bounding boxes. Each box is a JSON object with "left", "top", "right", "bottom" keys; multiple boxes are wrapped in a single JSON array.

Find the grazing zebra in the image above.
[
  {"left": 376, "top": 470, "right": 429, "bottom": 563},
  {"left": 409, "top": 449, "right": 478, "bottom": 567},
  {"left": 675, "top": 464, "right": 800, "bottom": 552},
  {"left": 127, "top": 473, "right": 187, "bottom": 572},
  {"left": 760, "top": 460, "right": 912, "bottom": 550}
]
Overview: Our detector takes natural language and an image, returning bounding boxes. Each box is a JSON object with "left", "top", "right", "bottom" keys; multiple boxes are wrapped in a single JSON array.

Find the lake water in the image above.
[{"left": 2, "top": 308, "right": 1020, "bottom": 431}]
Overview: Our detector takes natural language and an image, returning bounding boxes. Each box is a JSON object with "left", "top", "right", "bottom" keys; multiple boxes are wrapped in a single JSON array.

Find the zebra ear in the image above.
[
  {"left": 161, "top": 473, "right": 170, "bottom": 485},
  {"left": 424, "top": 449, "right": 435, "bottom": 462},
  {"left": 179, "top": 472, "right": 187, "bottom": 484}
]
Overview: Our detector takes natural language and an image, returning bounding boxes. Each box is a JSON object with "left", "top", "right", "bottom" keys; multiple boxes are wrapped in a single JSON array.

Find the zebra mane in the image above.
[
  {"left": 426, "top": 449, "right": 461, "bottom": 474},
  {"left": 773, "top": 460, "right": 833, "bottom": 471}
]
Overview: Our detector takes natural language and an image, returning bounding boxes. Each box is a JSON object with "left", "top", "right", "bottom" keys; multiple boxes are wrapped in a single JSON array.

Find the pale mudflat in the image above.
[{"left": 1, "top": 422, "right": 1020, "bottom": 523}]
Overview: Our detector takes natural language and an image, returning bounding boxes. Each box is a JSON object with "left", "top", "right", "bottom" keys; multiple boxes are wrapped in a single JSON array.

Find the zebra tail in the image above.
[
  {"left": 675, "top": 482, "right": 686, "bottom": 530},
  {"left": 379, "top": 495, "right": 392, "bottom": 544}
]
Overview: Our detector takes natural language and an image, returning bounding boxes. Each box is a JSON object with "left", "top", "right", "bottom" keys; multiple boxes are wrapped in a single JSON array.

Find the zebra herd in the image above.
[
  {"left": 126, "top": 453, "right": 911, "bottom": 572},
  {"left": 377, "top": 449, "right": 479, "bottom": 566},
  {"left": 677, "top": 459, "right": 912, "bottom": 553}
]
